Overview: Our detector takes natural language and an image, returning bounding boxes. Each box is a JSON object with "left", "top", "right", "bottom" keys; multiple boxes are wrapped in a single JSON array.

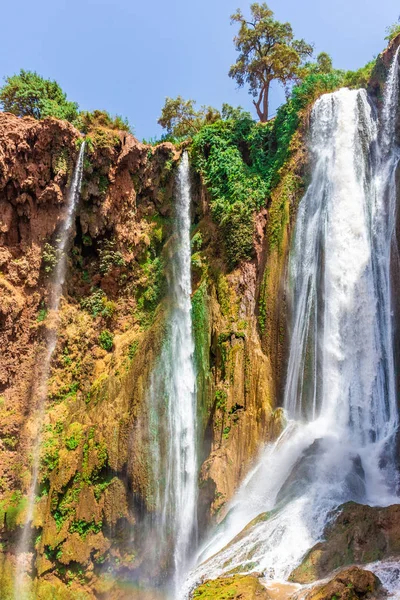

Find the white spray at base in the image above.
[
  {"left": 181, "top": 50, "right": 400, "bottom": 598},
  {"left": 147, "top": 151, "right": 198, "bottom": 596},
  {"left": 14, "top": 142, "right": 85, "bottom": 599}
]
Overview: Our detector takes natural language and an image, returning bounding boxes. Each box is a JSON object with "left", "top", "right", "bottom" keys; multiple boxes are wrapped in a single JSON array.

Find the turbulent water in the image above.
[
  {"left": 14, "top": 143, "right": 85, "bottom": 598},
  {"left": 181, "top": 52, "right": 400, "bottom": 598},
  {"left": 146, "top": 151, "right": 198, "bottom": 595}
]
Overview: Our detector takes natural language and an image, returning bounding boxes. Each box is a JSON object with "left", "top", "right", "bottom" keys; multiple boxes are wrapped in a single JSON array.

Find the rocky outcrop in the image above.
[
  {"left": 0, "top": 108, "right": 292, "bottom": 594},
  {"left": 302, "top": 567, "right": 382, "bottom": 600},
  {"left": 290, "top": 502, "right": 400, "bottom": 584},
  {"left": 191, "top": 574, "right": 270, "bottom": 599}
]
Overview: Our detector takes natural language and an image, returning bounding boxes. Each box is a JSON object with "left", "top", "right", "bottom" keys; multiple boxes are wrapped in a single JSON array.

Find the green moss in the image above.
[
  {"left": 37, "top": 308, "right": 48, "bottom": 322},
  {"left": 69, "top": 519, "right": 103, "bottom": 539},
  {"left": 53, "top": 148, "right": 70, "bottom": 176},
  {"left": 193, "top": 574, "right": 267, "bottom": 599},
  {"left": 217, "top": 274, "right": 230, "bottom": 317},
  {"left": 65, "top": 423, "right": 84, "bottom": 451},
  {"left": 258, "top": 267, "right": 269, "bottom": 333},
  {"left": 4, "top": 492, "right": 27, "bottom": 530}
]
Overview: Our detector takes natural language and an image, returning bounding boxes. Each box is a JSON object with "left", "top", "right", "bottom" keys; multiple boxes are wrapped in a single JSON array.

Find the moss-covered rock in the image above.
[
  {"left": 290, "top": 502, "right": 400, "bottom": 584},
  {"left": 191, "top": 574, "right": 269, "bottom": 599},
  {"left": 303, "top": 566, "right": 382, "bottom": 600}
]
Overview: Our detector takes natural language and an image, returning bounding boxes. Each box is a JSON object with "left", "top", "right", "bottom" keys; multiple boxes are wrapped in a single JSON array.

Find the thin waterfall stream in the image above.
[
  {"left": 181, "top": 50, "right": 400, "bottom": 599},
  {"left": 14, "top": 143, "right": 85, "bottom": 598},
  {"left": 145, "top": 150, "right": 198, "bottom": 597}
]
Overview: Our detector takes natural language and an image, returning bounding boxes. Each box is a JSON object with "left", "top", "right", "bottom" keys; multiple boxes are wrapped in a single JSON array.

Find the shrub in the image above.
[
  {"left": 98, "top": 240, "right": 125, "bottom": 274},
  {"left": 42, "top": 242, "right": 59, "bottom": 274},
  {"left": 74, "top": 109, "right": 132, "bottom": 134},
  {"left": 80, "top": 288, "right": 115, "bottom": 318},
  {"left": 99, "top": 330, "right": 114, "bottom": 352}
]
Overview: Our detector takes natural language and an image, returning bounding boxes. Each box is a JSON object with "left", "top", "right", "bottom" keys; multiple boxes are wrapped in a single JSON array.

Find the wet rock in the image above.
[
  {"left": 304, "top": 566, "right": 382, "bottom": 600},
  {"left": 290, "top": 502, "right": 400, "bottom": 584},
  {"left": 191, "top": 574, "right": 270, "bottom": 599}
]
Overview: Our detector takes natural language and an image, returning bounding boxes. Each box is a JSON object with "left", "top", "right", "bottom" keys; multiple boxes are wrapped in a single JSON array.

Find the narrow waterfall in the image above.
[
  {"left": 182, "top": 53, "right": 400, "bottom": 597},
  {"left": 146, "top": 150, "right": 197, "bottom": 595},
  {"left": 14, "top": 142, "right": 85, "bottom": 598}
]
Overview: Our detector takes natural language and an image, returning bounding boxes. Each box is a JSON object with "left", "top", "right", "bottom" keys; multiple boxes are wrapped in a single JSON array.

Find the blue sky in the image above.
[{"left": 0, "top": 0, "right": 398, "bottom": 140}]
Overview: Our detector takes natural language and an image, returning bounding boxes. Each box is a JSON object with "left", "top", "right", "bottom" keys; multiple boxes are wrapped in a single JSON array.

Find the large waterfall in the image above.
[
  {"left": 181, "top": 52, "right": 400, "bottom": 597},
  {"left": 146, "top": 150, "right": 198, "bottom": 595},
  {"left": 14, "top": 143, "right": 85, "bottom": 598}
]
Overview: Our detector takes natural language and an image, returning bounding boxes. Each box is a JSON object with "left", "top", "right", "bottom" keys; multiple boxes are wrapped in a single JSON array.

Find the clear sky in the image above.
[{"left": 0, "top": 0, "right": 398, "bottom": 140}]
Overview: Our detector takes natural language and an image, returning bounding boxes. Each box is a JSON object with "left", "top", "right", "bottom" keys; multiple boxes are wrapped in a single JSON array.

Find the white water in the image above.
[
  {"left": 147, "top": 151, "right": 198, "bottom": 595},
  {"left": 182, "top": 51, "right": 400, "bottom": 598},
  {"left": 14, "top": 142, "right": 85, "bottom": 598}
]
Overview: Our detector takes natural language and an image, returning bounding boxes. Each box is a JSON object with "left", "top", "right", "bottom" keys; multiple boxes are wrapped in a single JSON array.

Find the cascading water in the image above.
[
  {"left": 145, "top": 150, "right": 197, "bottom": 596},
  {"left": 182, "top": 51, "right": 400, "bottom": 598},
  {"left": 14, "top": 142, "right": 85, "bottom": 598}
]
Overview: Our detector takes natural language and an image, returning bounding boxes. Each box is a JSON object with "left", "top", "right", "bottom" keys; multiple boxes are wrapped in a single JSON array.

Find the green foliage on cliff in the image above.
[
  {"left": 99, "top": 330, "right": 114, "bottom": 351},
  {"left": 385, "top": 19, "right": 400, "bottom": 41},
  {"left": 343, "top": 60, "right": 375, "bottom": 88},
  {"left": 0, "top": 70, "right": 78, "bottom": 121},
  {"left": 74, "top": 109, "right": 132, "bottom": 134},
  {"left": 158, "top": 96, "right": 220, "bottom": 138},
  {"left": 192, "top": 70, "right": 343, "bottom": 267}
]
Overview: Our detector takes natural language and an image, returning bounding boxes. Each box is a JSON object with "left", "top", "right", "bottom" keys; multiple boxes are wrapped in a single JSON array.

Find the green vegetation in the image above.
[
  {"left": 0, "top": 70, "right": 78, "bottom": 121},
  {"left": 192, "top": 69, "right": 342, "bottom": 266},
  {"left": 229, "top": 3, "right": 313, "bottom": 121},
  {"left": 65, "top": 423, "right": 84, "bottom": 451},
  {"left": 80, "top": 288, "right": 115, "bottom": 318},
  {"left": 0, "top": 70, "right": 132, "bottom": 135},
  {"left": 69, "top": 519, "right": 103, "bottom": 538},
  {"left": 74, "top": 109, "right": 132, "bottom": 133},
  {"left": 158, "top": 96, "right": 221, "bottom": 138},
  {"left": 136, "top": 253, "right": 165, "bottom": 324},
  {"left": 99, "top": 240, "right": 125, "bottom": 274},
  {"left": 42, "top": 241, "right": 59, "bottom": 273},
  {"left": 386, "top": 18, "right": 400, "bottom": 41},
  {"left": 37, "top": 307, "right": 48, "bottom": 322},
  {"left": 99, "top": 330, "right": 114, "bottom": 352}
]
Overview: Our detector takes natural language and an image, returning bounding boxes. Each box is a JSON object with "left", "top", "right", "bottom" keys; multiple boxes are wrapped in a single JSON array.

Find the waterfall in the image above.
[
  {"left": 146, "top": 151, "right": 197, "bottom": 595},
  {"left": 181, "top": 53, "right": 400, "bottom": 597},
  {"left": 14, "top": 142, "right": 85, "bottom": 598}
]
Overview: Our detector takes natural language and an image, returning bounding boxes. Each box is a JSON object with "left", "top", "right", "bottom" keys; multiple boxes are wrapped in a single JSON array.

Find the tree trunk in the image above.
[{"left": 253, "top": 83, "right": 270, "bottom": 122}]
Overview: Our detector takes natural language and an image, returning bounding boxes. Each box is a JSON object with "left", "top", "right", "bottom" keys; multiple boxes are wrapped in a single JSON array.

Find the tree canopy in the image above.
[
  {"left": 0, "top": 70, "right": 79, "bottom": 122},
  {"left": 157, "top": 96, "right": 220, "bottom": 138},
  {"left": 229, "top": 3, "right": 313, "bottom": 122},
  {"left": 385, "top": 17, "right": 400, "bottom": 42},
  {"left": 157, "top": 96, "right": 253, "bottom": 139}
]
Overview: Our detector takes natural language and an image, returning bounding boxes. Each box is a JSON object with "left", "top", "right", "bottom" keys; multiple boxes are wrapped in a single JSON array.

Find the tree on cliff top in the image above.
[
  {"left": 158, "top": 96, "right": 221, "bottom": 138},
  {"left": 229, "top": 3, "right": 313, "bottom": 122},
  {"left": 0, "top": 70, "right": 78, "bottom": 122}
]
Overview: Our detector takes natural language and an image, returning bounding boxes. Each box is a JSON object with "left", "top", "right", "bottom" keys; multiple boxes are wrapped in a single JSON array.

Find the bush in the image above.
[
  {"left": 74, "top": 109, "right": 132, "bottom": 134},
  {"left": 385, "top": 20, "right": 400, "bottom": 42},
  {"left": 0, "top": 70, "right": 78, "bottom": 121},
  {"left": 80, "top": 289, "right": 115, "bottom": 318},
  {"left": 42, "top": 241, "right": 59, "bottom": 274},
  {"left": 99, "top": 330, "right": 114, "bottom": 352}
]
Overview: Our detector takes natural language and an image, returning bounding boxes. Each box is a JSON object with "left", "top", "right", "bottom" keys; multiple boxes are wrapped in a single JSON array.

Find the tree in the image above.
[
  {"left": 0, "top": 70, "right": 78, "bottom": 122},
  {"left": 229, "top": 3, "right": 313, "bottom": 122},
  {"left": 158, "top": 96, "right": 220, "bottom": 138},
  {"left": 385, "top": 17, "right": 400, "bottom": 42}
]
